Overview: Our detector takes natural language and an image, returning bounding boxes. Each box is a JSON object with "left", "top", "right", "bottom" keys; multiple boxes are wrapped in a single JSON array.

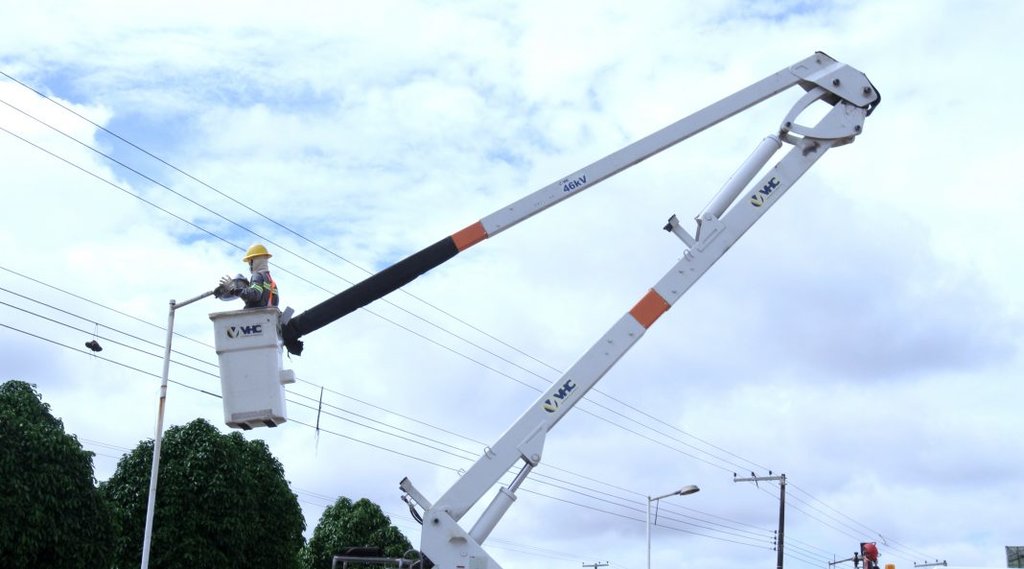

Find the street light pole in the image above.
[
  {"left": 140, "top": 290, "right": 214, "bottom": 569},
  {"left": 646, "top": 484, "right": 700, "bottom": 569}
]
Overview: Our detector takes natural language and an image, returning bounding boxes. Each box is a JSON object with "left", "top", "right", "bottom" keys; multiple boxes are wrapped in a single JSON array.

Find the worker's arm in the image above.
[{"left": 238, "top": 274, "right": 274, "bottom": 306}]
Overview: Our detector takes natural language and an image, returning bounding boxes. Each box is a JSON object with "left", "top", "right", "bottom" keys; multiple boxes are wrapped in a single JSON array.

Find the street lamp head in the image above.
[
  {"left": 650, "top": 484, "right": 701, "bottom": 502},
  {"left": 647, "top": 484, "right": 700, "bottom": 569}
]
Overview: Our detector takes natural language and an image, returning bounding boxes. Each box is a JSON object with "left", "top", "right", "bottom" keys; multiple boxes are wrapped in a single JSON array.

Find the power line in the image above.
[
  {"left": 0, "top": 294, "right": 734, "bottom": 545},
  {"left": 4, "top": 314, "right": 927, "bottom": 568},
  {"left": 0, "top": 322, "right": 220, "bottom": 399},
  {"left": 1, "top": 256, "right": 914, "bottom": 569},
  {"left": 0, "top": 288, "right": 215, "bottom": 370},
  {"left": 0, "top": 68, "right": 567, "bottom": 381},
  {"left": 787, "top": 483, "right": 940, "bottom": 563},
  {"left": 0, "top": 265, "right": 213, "bottom": 350},
  {"left": 4, "top": 127, "right": 738, "bottom": 472},
  {"left": 0, "top": 72, "right": 932, "bottom": 563},
  {"left": 0, "top": 292, "right": 712, "bottom": 523},
  {"left": 0, "top": 72, "right": 649, "bottom": 569},
  {"left": 748, "top": 480, "right": 942, "bottom": 566},
  {"left": 0, "top": 307, "right": 782, "bottom": 556},
  {"left": 0, "top": 255, "right": 913, "bottom": 568},
  {"left": 0, "top": 73, "right": 773, "bottom": 476}
]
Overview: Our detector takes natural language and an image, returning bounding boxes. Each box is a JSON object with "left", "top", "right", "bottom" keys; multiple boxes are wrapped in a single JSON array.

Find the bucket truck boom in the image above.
[
  {"left": 396, "top": 52, "right": 879, "bottom": 569},
  {"left": 278, "top": 52, "right": 878, "bottom": 357},
  {"left": 215, "top": 51, "right": 880, "bottom": 568}
]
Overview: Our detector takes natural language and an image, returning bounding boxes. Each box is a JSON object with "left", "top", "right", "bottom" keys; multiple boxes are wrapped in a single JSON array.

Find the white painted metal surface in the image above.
[
  {"left": 210, "top": 307, "right": 293, "bottom": 429},
  {"left": 401, "top": 52, "right": 879, "bottom": 569}
]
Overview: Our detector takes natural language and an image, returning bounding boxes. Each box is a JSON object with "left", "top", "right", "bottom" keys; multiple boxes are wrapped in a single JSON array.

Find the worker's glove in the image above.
[
  {"left": 214, "top": 276, "right": 234, "bottom": 300},
  {"left": 214, "top": 274, "right": 248, "bottom": 299}
]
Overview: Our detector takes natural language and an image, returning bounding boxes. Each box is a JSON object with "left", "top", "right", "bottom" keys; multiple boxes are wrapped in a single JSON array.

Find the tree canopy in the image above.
[
  {"left": 0, "top": 379, "right": 115, "bottom": 567},
  {"left": 303, "top": 496, "right": 414, "bottom": 569},
  {"left": 101, "top": 418, "right": 305, "bottom": 569}
]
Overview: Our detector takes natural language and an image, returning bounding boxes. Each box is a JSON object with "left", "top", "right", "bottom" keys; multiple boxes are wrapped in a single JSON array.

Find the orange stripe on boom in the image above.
[
  {"left": 629, "top": 289, "right": 670, "bottom": 329},
  {"left": 452, "top": 221, "right": 488, "bottom": 251}
]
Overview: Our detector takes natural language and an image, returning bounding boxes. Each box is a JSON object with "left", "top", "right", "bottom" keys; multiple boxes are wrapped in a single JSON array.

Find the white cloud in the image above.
[{"left": 2, "top": 1, "right": 1023, "bottom": 569}]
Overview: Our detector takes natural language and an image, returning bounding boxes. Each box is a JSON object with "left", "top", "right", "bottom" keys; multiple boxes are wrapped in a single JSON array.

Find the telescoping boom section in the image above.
[
  {"left": 280, "top": 53, "right": 878, "bottom": 357},
  {"left": 387, "top": 52, "right": 879, "bottom": 569}
]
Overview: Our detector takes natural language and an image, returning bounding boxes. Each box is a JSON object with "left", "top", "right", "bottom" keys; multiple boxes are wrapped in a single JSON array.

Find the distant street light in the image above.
[{"left": 647, "top": 484, "right": 700, "bottom": 569}]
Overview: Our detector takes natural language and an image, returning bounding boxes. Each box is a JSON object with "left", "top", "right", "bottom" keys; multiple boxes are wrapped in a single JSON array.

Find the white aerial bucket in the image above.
[{"left": 209, "top": 307, "right": 295, "bottom": 430}]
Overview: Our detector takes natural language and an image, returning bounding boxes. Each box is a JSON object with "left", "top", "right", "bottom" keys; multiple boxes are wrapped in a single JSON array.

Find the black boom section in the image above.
[{"left": 281, "top": 236, "right": 460, "bottom": 355}]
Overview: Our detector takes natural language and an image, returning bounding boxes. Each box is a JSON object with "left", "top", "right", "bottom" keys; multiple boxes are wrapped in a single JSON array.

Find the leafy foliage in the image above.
[
  {"left": 302, "top": 497, "right": 414, "bottom": 569},
  {"left": 101, "top": 418, "right": 305, "bottom": 569},
  {"left": 0, "top": 380, "right": 115, "bottom": 567}
]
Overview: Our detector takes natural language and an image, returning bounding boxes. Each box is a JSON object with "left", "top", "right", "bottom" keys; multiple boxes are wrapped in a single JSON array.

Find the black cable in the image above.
[
  {"left": 0, "top": 94, "right": 561, "bottom": 395},
  {"left": 0, "top": 76, "right": 867, "bottom": 566},
  {"left": 1, "top": 319, "right": 866, "bottom": 564},
  {"left": 0, "top": 311, "right": 784, "bottom": 549},
  {"left": 0, "top": 76, "right": 774, "bottom": 476},
  {"left": 1, "top": 258, "right": 752, "bottom": 476},
  {"left": 0, "top": 74, "right": 909, "bottom": 552},
  {"left": 0, "top": 286, "right": 858, "bottom": 559},
  {"left": 286, "top": 390, "right": 477, "bottom": 461},
  {"left": 285, "top": 416, "right": 456, "bottom": 472},
  {"left": 0, "top": 322, "right": 220, "bottom": 399},
  {"left": 0, "top": 120, "right": 761, "bottom": 476},
  {"left": 788, "top": 483, "right": 939, "bottom": 563},
  {"left": 0, "top": 68, "right": 575, "bottom": 378},
  {"left": 0, "top": 287, "right": 215, "bottom": 369},
  {"left": 0, "top": 264, "right": 212, "bottom": 349},
  {"left": 0, "top": 286, "right": 839, "bottom": 553}
]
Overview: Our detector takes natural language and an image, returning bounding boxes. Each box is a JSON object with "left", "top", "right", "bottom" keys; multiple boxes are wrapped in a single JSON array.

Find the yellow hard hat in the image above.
[{"left": 242, "top": 243, "right": 272, "bottom": 262}]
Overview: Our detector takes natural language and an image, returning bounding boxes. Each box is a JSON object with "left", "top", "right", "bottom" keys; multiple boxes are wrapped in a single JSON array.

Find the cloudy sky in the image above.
[{"left": 2, "top": 1, "right": 1022, "bottom": 568}]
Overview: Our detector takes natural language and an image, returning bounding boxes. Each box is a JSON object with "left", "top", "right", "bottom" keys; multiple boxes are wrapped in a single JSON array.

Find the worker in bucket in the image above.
[{"left": 218, "top": 244, "right": 280, "bottom": 308}]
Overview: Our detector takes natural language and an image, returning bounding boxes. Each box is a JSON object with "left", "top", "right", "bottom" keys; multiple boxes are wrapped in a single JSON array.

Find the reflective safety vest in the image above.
[{"left": 242, "top": 271, "right": 279, "bottom": 308}]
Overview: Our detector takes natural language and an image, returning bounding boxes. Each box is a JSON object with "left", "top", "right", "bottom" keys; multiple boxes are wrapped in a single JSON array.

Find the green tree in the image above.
[
  {"left": 101, "top": 418, "right": 305, "bottom": 569},
  {"left": 302, "top": 497, "right": 414, "bottom": 569},
  {"left": 0, "top": 380, "right": 115, "bottom": 567}
]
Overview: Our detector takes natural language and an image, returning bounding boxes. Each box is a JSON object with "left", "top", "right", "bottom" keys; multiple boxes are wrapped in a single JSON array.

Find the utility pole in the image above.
[
  {"left": 914, "top": 562, "right": 948, "bottom": 567},
  {"left": 734, "top": 473, "right": 787, "bottom": 569},
  {"left": 582, "top": 562, "right": 609, "bottom": 569}
]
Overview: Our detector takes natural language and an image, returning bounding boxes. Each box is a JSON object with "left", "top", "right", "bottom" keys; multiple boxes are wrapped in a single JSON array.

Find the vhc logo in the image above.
[
  {"left": 750, "top": 177, "right": 781, "bottom": 207},
  {"left": 226, "top": 323, "right": 263, "bottom": 338},
  {"left": 542, "top": 379, "right": 578, "bottom": 413}
]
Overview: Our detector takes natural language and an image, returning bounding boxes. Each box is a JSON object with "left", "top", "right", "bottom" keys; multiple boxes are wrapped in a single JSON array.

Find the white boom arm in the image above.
[{"left": 400, "top": 52, "right": 879, "bottom": 569}]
